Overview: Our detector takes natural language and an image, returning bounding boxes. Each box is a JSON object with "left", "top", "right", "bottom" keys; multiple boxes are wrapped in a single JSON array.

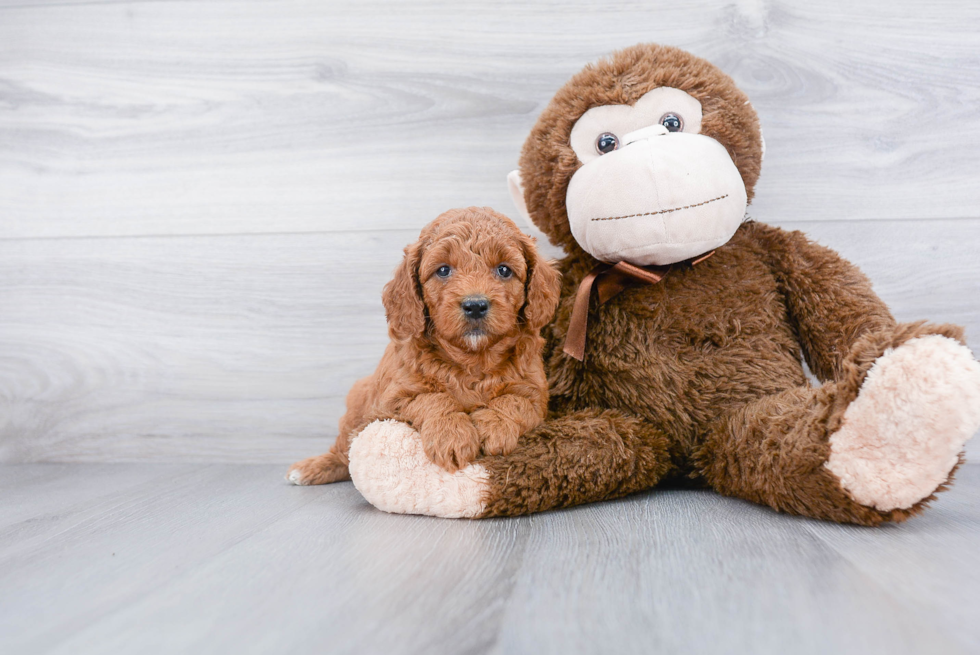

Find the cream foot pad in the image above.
[
  {"left": 827, "top": 336, "right": 980, "bottom": 511},
  {"left": 348, "top": 420, "right": 490, "bottom": 518}
]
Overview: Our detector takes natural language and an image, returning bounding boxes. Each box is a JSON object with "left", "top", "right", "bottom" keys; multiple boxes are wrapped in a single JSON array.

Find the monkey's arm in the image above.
[
  {"left": 751, "top": 222, "right": 896, "bottom": 381},
  {"left": 752, "top": 221, "right": 966, "bottom": 382}
]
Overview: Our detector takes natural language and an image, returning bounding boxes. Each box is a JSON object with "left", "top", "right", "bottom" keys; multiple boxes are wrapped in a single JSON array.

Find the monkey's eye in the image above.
[
  {"left": 435, "top": 265, "right": 452, "bottom": 279},
  {"left": 660, "top": 113, "right": 683, "bottom": 132},
  {"left": 595, "top": 132, "right": 619, "bottom": 155},
  {"left": 496, "top": 264, "right": 513, "bottom": 279}
]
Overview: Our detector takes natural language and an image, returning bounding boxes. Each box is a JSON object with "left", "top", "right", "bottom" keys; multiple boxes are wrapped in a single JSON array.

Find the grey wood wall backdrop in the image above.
[{"left": 1, "top": 0, "right": 979, "bottom": 463}]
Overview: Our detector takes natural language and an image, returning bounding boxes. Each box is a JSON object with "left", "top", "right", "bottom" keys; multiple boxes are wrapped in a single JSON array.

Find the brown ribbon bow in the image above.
[{"left": 563, "top": 251, "right": 715, "bottom": 361}]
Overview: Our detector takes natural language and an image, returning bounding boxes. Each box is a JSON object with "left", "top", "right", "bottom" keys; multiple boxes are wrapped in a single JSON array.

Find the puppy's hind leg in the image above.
[
  {"left": 288, "top": 425, "right": 358, "bottom": 486},
  {"left": 287, "top": 447, "right": 351, "bottom": 485},
  {"left": 288, "top": 376, "right": 375, "bottom": 485}
]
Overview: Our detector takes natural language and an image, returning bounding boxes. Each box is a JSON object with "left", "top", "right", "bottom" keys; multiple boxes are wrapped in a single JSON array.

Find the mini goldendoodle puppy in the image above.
[{"left": 288, "top": 206, "right": 561, "bottom": 485}]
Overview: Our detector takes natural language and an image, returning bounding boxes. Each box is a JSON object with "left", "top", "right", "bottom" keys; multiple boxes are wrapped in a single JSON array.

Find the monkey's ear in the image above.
[
  {"left": 382, "top": 241, "right": 426, "bottom": 341},
  {"left": 507, "top": 170, "right": 531, "bottom": 224},
  {"left": 520, "top": 235, "right": 561, "bottom": 332},
  {"left": 508, "top": 170, "right": 552, "bottom": 245}
]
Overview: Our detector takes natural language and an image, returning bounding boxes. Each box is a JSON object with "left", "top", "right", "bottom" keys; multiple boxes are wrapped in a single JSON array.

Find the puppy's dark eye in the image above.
[
  {"left": 595, "top": 132, "right": 619, "bottom": 155},
  {"left": 496, "top": 264, "right": 513, "bottom": 279},
  {"left": 660, "top": 113, "right": 683, "bottom": 132},
  {"left": 435, "top": 265, "right": 452, "bottom": 279}
]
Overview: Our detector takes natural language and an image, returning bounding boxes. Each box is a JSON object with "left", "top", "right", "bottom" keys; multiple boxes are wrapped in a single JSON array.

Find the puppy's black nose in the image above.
[{"left": 461, "top": 296, "right": 490, "bottom": 320}]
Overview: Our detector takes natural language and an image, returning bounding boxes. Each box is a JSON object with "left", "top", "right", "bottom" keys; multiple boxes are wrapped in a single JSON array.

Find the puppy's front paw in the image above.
[
  {"left": 420, "top": 413, "right": 481, "bottom": 473},
  {"left": 286, "top": 452, "right": 350, "bottom": 486},
  {"left": 471, "top": 408, "right": 521, "bottom": 456}
]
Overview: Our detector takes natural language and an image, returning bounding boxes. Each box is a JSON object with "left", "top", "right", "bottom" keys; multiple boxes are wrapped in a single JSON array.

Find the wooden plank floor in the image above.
[{"left": 1, "top": 463, "right": 978, "bottom": 654}]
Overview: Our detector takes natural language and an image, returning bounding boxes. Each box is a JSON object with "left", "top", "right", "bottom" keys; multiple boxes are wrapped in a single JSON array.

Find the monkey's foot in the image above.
[
  {"left": 826, "top": 335, "right": 980, "bottom": 511},
  {"left": 348, "top": 420, "right": 489, "bottom": 518}
]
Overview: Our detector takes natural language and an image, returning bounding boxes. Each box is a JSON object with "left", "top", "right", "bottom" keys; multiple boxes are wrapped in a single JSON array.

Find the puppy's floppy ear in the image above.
[
  {"left": 519, "top": 234, "right": 561, "bottom": 331},
  {"left": 382, "top": 240, "right": 426, "bottom": 341}
]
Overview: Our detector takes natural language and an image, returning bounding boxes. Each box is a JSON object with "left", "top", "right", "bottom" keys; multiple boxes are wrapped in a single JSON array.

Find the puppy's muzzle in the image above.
[{"left": 461, "top": 296, "right": 490, "bottom": 321}]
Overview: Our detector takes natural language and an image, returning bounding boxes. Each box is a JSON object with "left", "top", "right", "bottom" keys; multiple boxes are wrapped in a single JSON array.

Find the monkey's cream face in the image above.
[{"left": 565, "top": 87, "right": 748, "bottom": 266}]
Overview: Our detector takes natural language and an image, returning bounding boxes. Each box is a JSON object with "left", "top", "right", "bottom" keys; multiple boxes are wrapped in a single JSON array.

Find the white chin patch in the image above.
[
  {"left": 463, "top": 331, "right": 488, "bottom": 351},
  {"left": 566, "top": 132, "right": 747, "bottom": 266}
]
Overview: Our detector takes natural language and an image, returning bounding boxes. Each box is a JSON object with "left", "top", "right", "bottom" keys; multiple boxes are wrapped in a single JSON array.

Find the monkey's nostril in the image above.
[{"left": 461, "top": 297, "right": 490, "bottom": 320}]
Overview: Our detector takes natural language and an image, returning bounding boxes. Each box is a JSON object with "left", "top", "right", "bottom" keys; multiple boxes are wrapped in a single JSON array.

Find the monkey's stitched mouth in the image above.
[{"left": 590, "top": 194, "right": 729, "bottom": 222}]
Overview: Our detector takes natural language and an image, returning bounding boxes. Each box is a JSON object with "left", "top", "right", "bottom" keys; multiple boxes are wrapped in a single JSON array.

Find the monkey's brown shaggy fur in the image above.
[
  {"left": 288, "top": 207, "right": 561, "bottom": 483},
  {"left": 467, "top": 44, "right": 967, "bottom": 525}
]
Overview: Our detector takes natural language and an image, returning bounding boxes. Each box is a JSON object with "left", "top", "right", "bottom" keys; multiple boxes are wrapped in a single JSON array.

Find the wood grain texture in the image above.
[
  {"left": 803, "top": 467, "right": 980, "bottom": 653},
  {"left": 1, "top": 1, "right": 979, "bottom": 463},
  {"left": 0, "top": 230, "right": 400, "bottom": 463},
  {"left": 2, "top": 6, "right": 978, "bottom": 650},
  {"left": 0, "top": 464, "right": 323, "bottom": 654},
  {"left": 1, "top": 219, "right": 978, "bottom": 463},
  {"left": 490, "top": 487, "right": 964, "bottom": 655},
  {"left": 0, "top": 463, "right": 977, "bottom": 654},
  {"left": 1, "top": 0, "right": 979, "bottom": 239}
]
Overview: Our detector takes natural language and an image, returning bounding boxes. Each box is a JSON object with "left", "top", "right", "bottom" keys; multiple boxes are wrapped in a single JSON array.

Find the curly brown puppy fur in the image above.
[{"left": 288, "top": 206, "right": 561, "bottom": 484}]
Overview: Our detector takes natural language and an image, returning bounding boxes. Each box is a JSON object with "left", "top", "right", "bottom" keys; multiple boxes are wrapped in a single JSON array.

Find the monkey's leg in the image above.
[
  {"left": 698, "top": 334, "right": 980, "bottom": 525},
  {"left": 480, "top": 408, "right": 674, "bottom": 516},
  {"left": 348, "top": 409, "right": 674, "bottom": 518}
]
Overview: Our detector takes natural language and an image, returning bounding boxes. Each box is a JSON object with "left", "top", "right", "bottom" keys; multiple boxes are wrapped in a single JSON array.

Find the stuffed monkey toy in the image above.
[{"left": 346, "top": 43, "right": 980, "bottom": 525}]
